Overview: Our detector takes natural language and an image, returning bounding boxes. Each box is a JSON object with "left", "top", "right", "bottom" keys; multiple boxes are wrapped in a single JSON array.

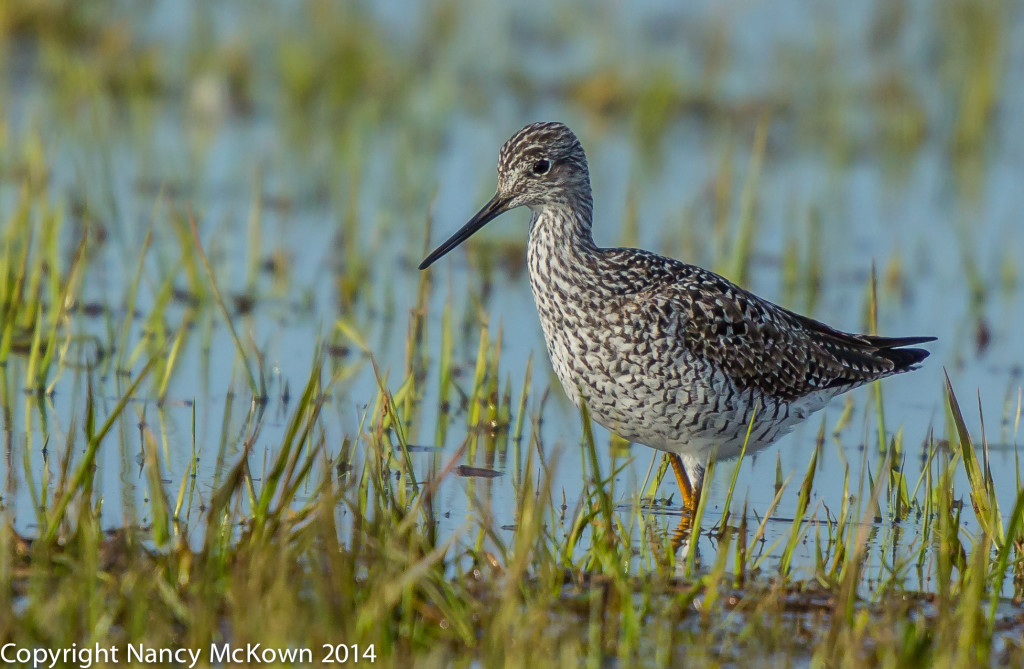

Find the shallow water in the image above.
[{"left": 0, "top": 0, "right": 1022, "bottom": 592}]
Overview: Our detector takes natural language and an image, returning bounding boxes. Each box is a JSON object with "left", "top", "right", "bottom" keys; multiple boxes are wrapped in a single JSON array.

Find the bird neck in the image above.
[
  {"left": 526, "top": 195, "right": 602, "bottom": 313},
  {"left": 528, "top": 194, "right": 598, "bottom": 260}
]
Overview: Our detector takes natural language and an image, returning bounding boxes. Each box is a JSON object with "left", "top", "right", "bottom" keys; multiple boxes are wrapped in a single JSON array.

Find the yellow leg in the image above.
[
  {"left": 667, "top": 453, "right": 702, "bottom": 552},
  {"left": 667, "top": 453, "right": 698, "bottom": 511}
]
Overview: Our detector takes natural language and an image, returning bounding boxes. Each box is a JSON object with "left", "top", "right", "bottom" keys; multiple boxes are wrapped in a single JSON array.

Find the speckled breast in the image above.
[{"left": 526, "top": 245, "right": 824, "bottom": 463}]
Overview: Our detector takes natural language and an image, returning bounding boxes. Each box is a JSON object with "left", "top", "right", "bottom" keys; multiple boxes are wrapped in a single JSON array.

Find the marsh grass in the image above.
[{"left": 4, "top": 254, "right": 1020, "bottom": 666}]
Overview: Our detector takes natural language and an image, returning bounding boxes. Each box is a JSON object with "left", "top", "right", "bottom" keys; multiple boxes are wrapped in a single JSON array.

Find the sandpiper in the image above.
[{"left": 419, "top": 122, "right": 934, "bottom": 512}]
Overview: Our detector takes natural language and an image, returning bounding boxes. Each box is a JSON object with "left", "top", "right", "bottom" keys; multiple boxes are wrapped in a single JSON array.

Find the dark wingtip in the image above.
[
  {"left": 869, "top": 335, "right": 936, "bottom": 372},
  {"left": 882, "top": 346, "right": 931, "bottom": 371},
  {"left": 869, "top": 335, "right": 938, "bottom": 348}
]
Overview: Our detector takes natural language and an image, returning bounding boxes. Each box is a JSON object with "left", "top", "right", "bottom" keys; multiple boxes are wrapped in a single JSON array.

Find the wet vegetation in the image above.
[{"left": 1, "top": 0, "right": 1023, "bottom": 666}]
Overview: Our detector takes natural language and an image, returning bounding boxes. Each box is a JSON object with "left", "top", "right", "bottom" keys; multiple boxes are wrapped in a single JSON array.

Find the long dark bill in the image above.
[{"left": 418, "top": 193, "right": 510, "bottom": 270}]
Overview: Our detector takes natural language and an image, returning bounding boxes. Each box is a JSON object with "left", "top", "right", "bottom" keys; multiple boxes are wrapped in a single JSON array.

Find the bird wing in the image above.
[{"left": 606, "top": 250, "right": 933, "bottom": 401}]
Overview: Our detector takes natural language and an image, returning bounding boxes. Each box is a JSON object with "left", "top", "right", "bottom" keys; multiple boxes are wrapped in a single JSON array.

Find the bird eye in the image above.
[{"left": 532, "top": 159, "right": 551, "bottom": 175}]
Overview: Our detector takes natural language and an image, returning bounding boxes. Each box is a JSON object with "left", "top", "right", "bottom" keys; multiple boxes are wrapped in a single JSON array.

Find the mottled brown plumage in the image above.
[{"left": 606, "top": 250, "right": 932, "bottom": 400}]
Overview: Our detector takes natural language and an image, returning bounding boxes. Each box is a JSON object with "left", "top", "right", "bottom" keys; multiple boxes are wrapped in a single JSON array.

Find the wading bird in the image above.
[{"left": 419, "top": 122, "right": 934, "bottom": 517}]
